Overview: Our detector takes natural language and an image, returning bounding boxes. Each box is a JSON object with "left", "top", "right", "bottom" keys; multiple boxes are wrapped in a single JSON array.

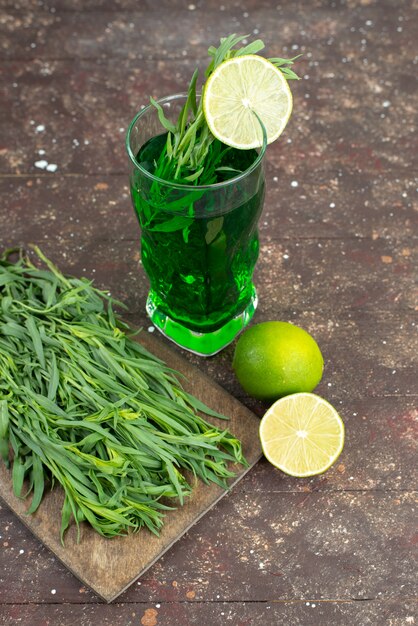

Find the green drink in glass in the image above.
[
  {"left": 127, "top": 95, "right": 266, "bottom": 355},
  {"left": 126, "top": 36, "right": 298, "bottom": 355}
]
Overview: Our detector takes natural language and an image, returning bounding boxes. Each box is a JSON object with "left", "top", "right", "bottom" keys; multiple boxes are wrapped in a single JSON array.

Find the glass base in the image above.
[{"left": 146, "top": 288, "right": 258, "bottom": 356}]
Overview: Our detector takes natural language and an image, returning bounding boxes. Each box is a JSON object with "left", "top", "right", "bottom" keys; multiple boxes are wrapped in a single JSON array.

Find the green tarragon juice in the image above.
[{"left": 129, "top": 129, "right": 265, "bottom": 353}]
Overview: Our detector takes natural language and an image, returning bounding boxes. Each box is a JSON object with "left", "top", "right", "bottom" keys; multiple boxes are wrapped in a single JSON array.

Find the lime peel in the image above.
[{"left": 232, "top": 321, "right": 324, "bottom": 401}]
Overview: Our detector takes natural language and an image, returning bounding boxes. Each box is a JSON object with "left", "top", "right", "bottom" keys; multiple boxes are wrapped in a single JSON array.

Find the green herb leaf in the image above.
[
  {"left": 215, "top": 166, "right": 243, "bottom": 174},
  {"left": 47, "top": 351, "right": 60, "bottom": 401},
  {"left": 183, "top": 166, "right": 204, "bottom": 182},
  {"left": 12, "top": 457, "right": 25, "bottom": 498},
  {"left": 234, "top": 39, "right": 265, "bottom": 56},
  {"left": 148, "top": 216, "right": 194, "bottom": 233},
  {"left": 279, "top": 67, "right": 301, "bottom": 80},
  {"left": 25, "top": 315, "right": 46, "bottom": 369},
  {"left": 205, "top": 217, "right": 224, "bottom": 244},
  {"left": 27, "top": 453, "right": 44, "bottom": 514},
  {"left": 0, "top": 400, "right": 9, "bottom": 439},
  {"left": 149, "top": 97, "right": 177, "bottom": 134}
]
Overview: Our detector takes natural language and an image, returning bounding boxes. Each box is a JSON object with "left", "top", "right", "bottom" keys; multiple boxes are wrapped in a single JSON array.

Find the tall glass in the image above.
[{"left": 126, "top": 94, "right": 267, "bottom": 356}]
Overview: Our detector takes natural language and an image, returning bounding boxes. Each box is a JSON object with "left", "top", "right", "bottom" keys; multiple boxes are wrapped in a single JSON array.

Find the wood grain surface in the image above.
[{"left": 0, "top": 0, "right": 417, "bottom": 624}]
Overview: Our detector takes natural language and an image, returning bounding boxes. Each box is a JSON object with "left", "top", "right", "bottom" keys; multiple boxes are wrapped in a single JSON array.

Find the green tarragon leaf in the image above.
[
  {"left": 205, "top": 217, "right": 224, "bottom": 244},
  {"left": 0, "top": 400, "right": 9, "bottom": 439},
  {"left": 149, "top": 97, "right": 177, "bottom": 134},
  {"left": 27, "top": 453, "right": 45, "bottom": 514},
  {"left": 0, "top": 400, "right": 9, "bottom": 463},
  {"left": 279, "top": 67, "right": 301, "bottom": 80},
  {"left": 234, "top": 39, "right": 265, "bottom": 57},
  {"left": 148, "top": 216, "right": 194, "bottom": 233},
  {"left": 183, "top": 166, "right": 204, "bottom": 182}
]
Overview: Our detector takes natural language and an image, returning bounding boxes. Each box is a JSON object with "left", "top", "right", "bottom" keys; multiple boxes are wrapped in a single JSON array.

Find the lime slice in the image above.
[
  {"left": 259, "top": 393, "right": 345, "bottom": 477},
  {"left": 203, "top": 54, "right": 293, "bottom": 149}
]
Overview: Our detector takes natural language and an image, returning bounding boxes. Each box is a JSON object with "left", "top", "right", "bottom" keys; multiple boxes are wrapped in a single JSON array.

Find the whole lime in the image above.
[{"left": 232, "top": 321, "right": 324, "bottom": 401}]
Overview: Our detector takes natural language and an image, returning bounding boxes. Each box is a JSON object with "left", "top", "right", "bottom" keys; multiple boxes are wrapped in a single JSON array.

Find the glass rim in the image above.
[{"left": 125, "top": 93, "right": 267, "bottom": 191}]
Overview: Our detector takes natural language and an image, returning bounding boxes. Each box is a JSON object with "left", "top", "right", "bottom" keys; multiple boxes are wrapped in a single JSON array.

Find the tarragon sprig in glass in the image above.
[{"left": 150, "top": 34, "right": 301, "bottom": 185}]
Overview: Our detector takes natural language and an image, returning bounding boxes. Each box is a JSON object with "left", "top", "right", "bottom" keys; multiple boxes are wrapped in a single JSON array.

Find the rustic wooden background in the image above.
[{"left": 0, "top": 0, "right": 417, "bottom": 624}]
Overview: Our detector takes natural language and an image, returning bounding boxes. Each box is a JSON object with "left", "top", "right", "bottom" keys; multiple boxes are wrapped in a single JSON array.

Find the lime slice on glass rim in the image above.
[
  {"left": 259, "top": 393, "right": 345, "bottom": 477},
  {"left": 203, "top": 54, "right": 293, "bottom": 149}
]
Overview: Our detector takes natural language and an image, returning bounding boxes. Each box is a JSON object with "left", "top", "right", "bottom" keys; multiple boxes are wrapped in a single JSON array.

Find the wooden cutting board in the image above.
[{"left": 0, "top": 331, "right": 262, "bottom": 602}]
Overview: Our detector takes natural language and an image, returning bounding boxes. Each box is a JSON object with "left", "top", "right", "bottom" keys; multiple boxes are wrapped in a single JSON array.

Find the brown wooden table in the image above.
[{"left": 1, "top": 1, "right": 417, "bottom": 624}]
